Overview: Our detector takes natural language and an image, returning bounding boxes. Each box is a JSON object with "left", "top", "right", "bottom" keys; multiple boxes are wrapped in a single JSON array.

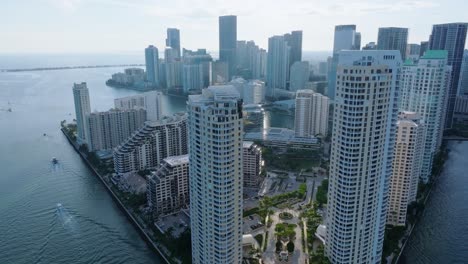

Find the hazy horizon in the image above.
[{"left": 1, "top": 0, "right": 467, "bottom": 53}]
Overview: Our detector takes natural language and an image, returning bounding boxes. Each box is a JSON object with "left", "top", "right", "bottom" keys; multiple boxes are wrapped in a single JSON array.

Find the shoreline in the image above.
[
  {"left": 394, "top": 142, "right": 451, "bottom": 264},
  {"left": 60, "top": 128, "right": 172, "bottom": 264}
]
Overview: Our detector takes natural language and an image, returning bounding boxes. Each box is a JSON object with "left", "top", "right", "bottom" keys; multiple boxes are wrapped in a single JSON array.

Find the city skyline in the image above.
[{"left": 1, "top": 0, "right": 468, "bottom": 53}]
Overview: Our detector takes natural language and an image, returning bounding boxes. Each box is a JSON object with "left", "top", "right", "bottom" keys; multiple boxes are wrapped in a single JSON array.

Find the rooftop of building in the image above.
[
  {"left": 421, "top": 50, "right": 448, "bottom": 60},
  {"left": 164, "top": 154, "right": 189, "bottom": 166},
  {"left": 189, "top": 85, "right": 240, "bottom": 103}
]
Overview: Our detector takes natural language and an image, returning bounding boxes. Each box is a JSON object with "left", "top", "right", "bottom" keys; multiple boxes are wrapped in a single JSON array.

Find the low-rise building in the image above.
[
  {"left": 244, "top": 127, "right": 320, "bottom": 150},
  {"left": 147, "top": 155, "right": 190, "bottom": 217}
]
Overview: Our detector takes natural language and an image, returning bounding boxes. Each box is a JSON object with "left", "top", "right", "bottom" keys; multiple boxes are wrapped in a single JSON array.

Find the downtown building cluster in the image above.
[{"left": 70, "top": 13, "right": 468, "bottom": 264}]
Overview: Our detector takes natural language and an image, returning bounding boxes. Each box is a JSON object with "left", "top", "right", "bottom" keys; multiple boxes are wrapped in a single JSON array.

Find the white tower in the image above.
[
  {"left": 400, "top": 50, "right": 451, "bottom": 183},
  {"left": 294, "top": 90, "right": 329, "bottom": 138},
  {"left": 72, "top": 82, "right": 91, "bottom": 145},
  {"left": 188, "top": 85, "right": 243, "bottom": 264},
  {"left": 326, "top": 50, "right": 401, "bottom": 264}
]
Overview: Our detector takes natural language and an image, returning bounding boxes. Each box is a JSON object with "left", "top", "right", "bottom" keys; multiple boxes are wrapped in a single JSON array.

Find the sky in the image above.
[{"left": 0, "top": 0, "right": 467, "bottom": 54}]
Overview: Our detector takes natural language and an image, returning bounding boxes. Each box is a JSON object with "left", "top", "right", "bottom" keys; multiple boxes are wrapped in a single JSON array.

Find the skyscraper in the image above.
[
  {"left": 289, "top": 61, "right": 310, "bottom": 92},
  {"left": 183, "top": 64, "right": 204, "bottom": 93},
  {"left": 429, "top": 23, "right": 468, "bottom": 128},
  {"left": 377, "top": 27, "right": 409, "bottom": 59},
  {"left": 87, "top": 109, "right": 147, "bottom": 152},
  {"left": 266, "top": 35, "right": 290, "bottom": 96},
  {"left": 183, "top": 48, "right": 213, "bottom": 88},
  {"left": 328, "top": 25, "right": 359, "bottom": 100},
  {"left": 387, "top": 112, "right": 424, "bottom": 226},
  {"left": 294, "top": 90, "right": 329, "bottom": 138},
  {"left": 406, "top": 43, "right": 421, "bottom": 58},
  {"left": 326, "top": 50, "right": 401, "bottom": 263},
  {"left": 458, "top": 50, "right": 468, "bottom": 95},
  {"left": 72, "top": 82, "right": 91, "bottom": 145},
  {"left": 400, "top": 50, "right": 451, "bottom": 183},
  {"left": 420, "top": 41, "right": 429, "bottom": 56},
  {"left": 114, "top": 91, "right": 163, "bottom": 122},
  {"left": 145, "top": 45, "right": 160, "bottom": 86},
  {"left": 284, "top": 30, "right": 303, "bottom": 67},
  {"left": 354, "top": 32, "right": 362, "bottom": 50},
  {"left": 165, "top": 47, "right": 183, "bottom": 89},
  {"left": 188, "top": 86, "right": 243, "bottom": 264},
  {"left": 219, "top": 15, "right": 237, "bottom": 80},
  {"left": 166, "top": 28, "right": 181, "bottom": 58}
]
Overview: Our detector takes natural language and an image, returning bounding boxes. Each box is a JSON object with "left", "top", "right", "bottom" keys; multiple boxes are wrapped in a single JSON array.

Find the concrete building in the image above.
[
  {"left": 72, "top": 82, "right": 91, "bottom": 145},
  {"left": 145, "top": 45, "right": 160, "bottom": 86},
  {"left": 244, "top": 80, "right": 266, "bottom": 105},
  {"left": 188, "top": 86, "right": 243, "bottom": 264},
  {"left": 459, "top": 50, "right": 468, "bottom": 96},
  {"left": 113, "top": 113, "right": 188, "bottom": 174},
  {"left": 183, "top": 49, "right": 213, "bottom": 88},
  {"left": 362, "top": 42, "right": 377, "bottom": 50},
  {"left": 454, "top": 96, "right": 468, "bottom": 125},
  {"left": 377, "top": 27, "right": 409, "bottom": 59},
  {"left": 420, "top": 41, "right": 429, "bottom": 57},
  {"left": 183, "top": 64, "right": 204, "bottom": 93},
  {"left": 244, "top": 127, "right": 320, "bottom": 150},
  {"left": 406, "top": 43, "right": 421, "bottom": 60},
  {"left": 294, "top": 90, "right": 329, "bottom": 138},
  {"left": 165, "top": 47, "right": 183, "bottom": 89},
  {"left": 318, "top": 61, "right": 328, "bottom": 76},
  {"left": 400, "top": 50, "right": 451, "bottom": 183},
  {"left": 236, "top": 40, "right": 267, "bottom": 80},
  {"left": 326, "top": 50, "right": 401, "bottom": 264},
  {"left": 87, "top": 109, "right": 147, "bottom": 152},
  {"left": 284, "top": 30, "right": 303, "bottom": 68},
  {"left": 328, "top": 25, "right": 359, "bottom": 100},
  {"left": 242, "top": 141, "right": 263, "bottom": 188},
  {"left": 114, "top": 91, "right": 163, "bottom": 122},
  {"left": 266, "top": 35, "right": 290, "bottom": 96},
  {"left": 212, "top": 60, "right": 229, "bottom": 85},
  {"left": 147, "top": 155, "right": 189, "bottom": 217},
  {"left": 166, "top": 28, "right": 181, "bottom": 58},
  {"left": 219, "top": 15, "right": 237, "bottom": 80},
  {"left": 354, "top": 32, "right": 362, "bottom": 50},
  {"left": 429, "top": 23, "right": 468, "bottom": 128},
  {"left": 387, "top": 112, "right": 424, "bottom": 226},
  {"left": 289, "top": 61, "right": 310, "bottom": 92}
]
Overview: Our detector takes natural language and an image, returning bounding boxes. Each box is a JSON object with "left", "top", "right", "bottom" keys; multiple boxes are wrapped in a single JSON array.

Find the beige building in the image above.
[
  {"left": 147, "top": 155, "right": 189, "bottom": 217},
  {"left": 387, "top": 112, "right": 425, "bottom": 226}
]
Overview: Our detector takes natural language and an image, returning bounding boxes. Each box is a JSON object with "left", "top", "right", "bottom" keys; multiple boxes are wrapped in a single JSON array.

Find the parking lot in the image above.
[
  {"left": 243, "top": 214, "right": 264, "bottom": 234},
  {"left": 155, "top": 211, "right": 190, "bottom": 238}
]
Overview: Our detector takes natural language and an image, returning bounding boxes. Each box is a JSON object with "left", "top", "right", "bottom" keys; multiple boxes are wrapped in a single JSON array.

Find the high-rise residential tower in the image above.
[
  {"left": 429, "top": 23, "right": 468, "bottom": 128},
  {"left": 328, "top": 25, "right": 359, "bottom": 100},
  {"left": 166, "top": 28, "right": 181, "bottom": 58},
  {"left": 188, "top": 86, "right": 243, "bottom": 264},
  {"left": 377, "top": 27, "right": 409, "bottom": 59},
  {"left": 145, "top": 45, "right": 160, "bottom": 86},
  {"left": 219, "top": 15, "right": 237, "bottom": 80},
  {"left": 72, "top": 82, "right": 91, "bottom": 145},
  {"left": 326, "top": 50, "right": 401, "bottom": 264},
  {"left": 387, "top": 112, "right": 424, "bottom": 226},
  {"left": 284, "top": 30, "right": 303, "bottom": 67},
  {"left": 266, "top": 35, "right": 290, "bottom": 96},
  {"left": 289, "top": 61, "right": 310, "bottom": 92},
  {"left": 294, "top": 90, "right": 329, "bottom": 138},
  {"left": 400, "top": 50, "right": 451, "bottom": 183},
  {"left": 458, "top": 50, "right": 468, "bottom": 95},
  {"left": 114, "top": 91, "right": 163, "bottom": 122},
  {"left": 420, "top": 41, "right": 429, "bottom": 57}
]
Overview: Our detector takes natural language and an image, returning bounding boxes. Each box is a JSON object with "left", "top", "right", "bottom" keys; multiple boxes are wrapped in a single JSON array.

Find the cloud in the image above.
[{"left": 48, "top": 0, "right": 83, "bottom": 10}]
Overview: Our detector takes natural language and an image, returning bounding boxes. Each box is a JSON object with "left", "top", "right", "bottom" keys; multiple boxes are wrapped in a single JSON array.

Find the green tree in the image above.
[{"left": 287, "top": 241, "right": 295, "bottom": 252}]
